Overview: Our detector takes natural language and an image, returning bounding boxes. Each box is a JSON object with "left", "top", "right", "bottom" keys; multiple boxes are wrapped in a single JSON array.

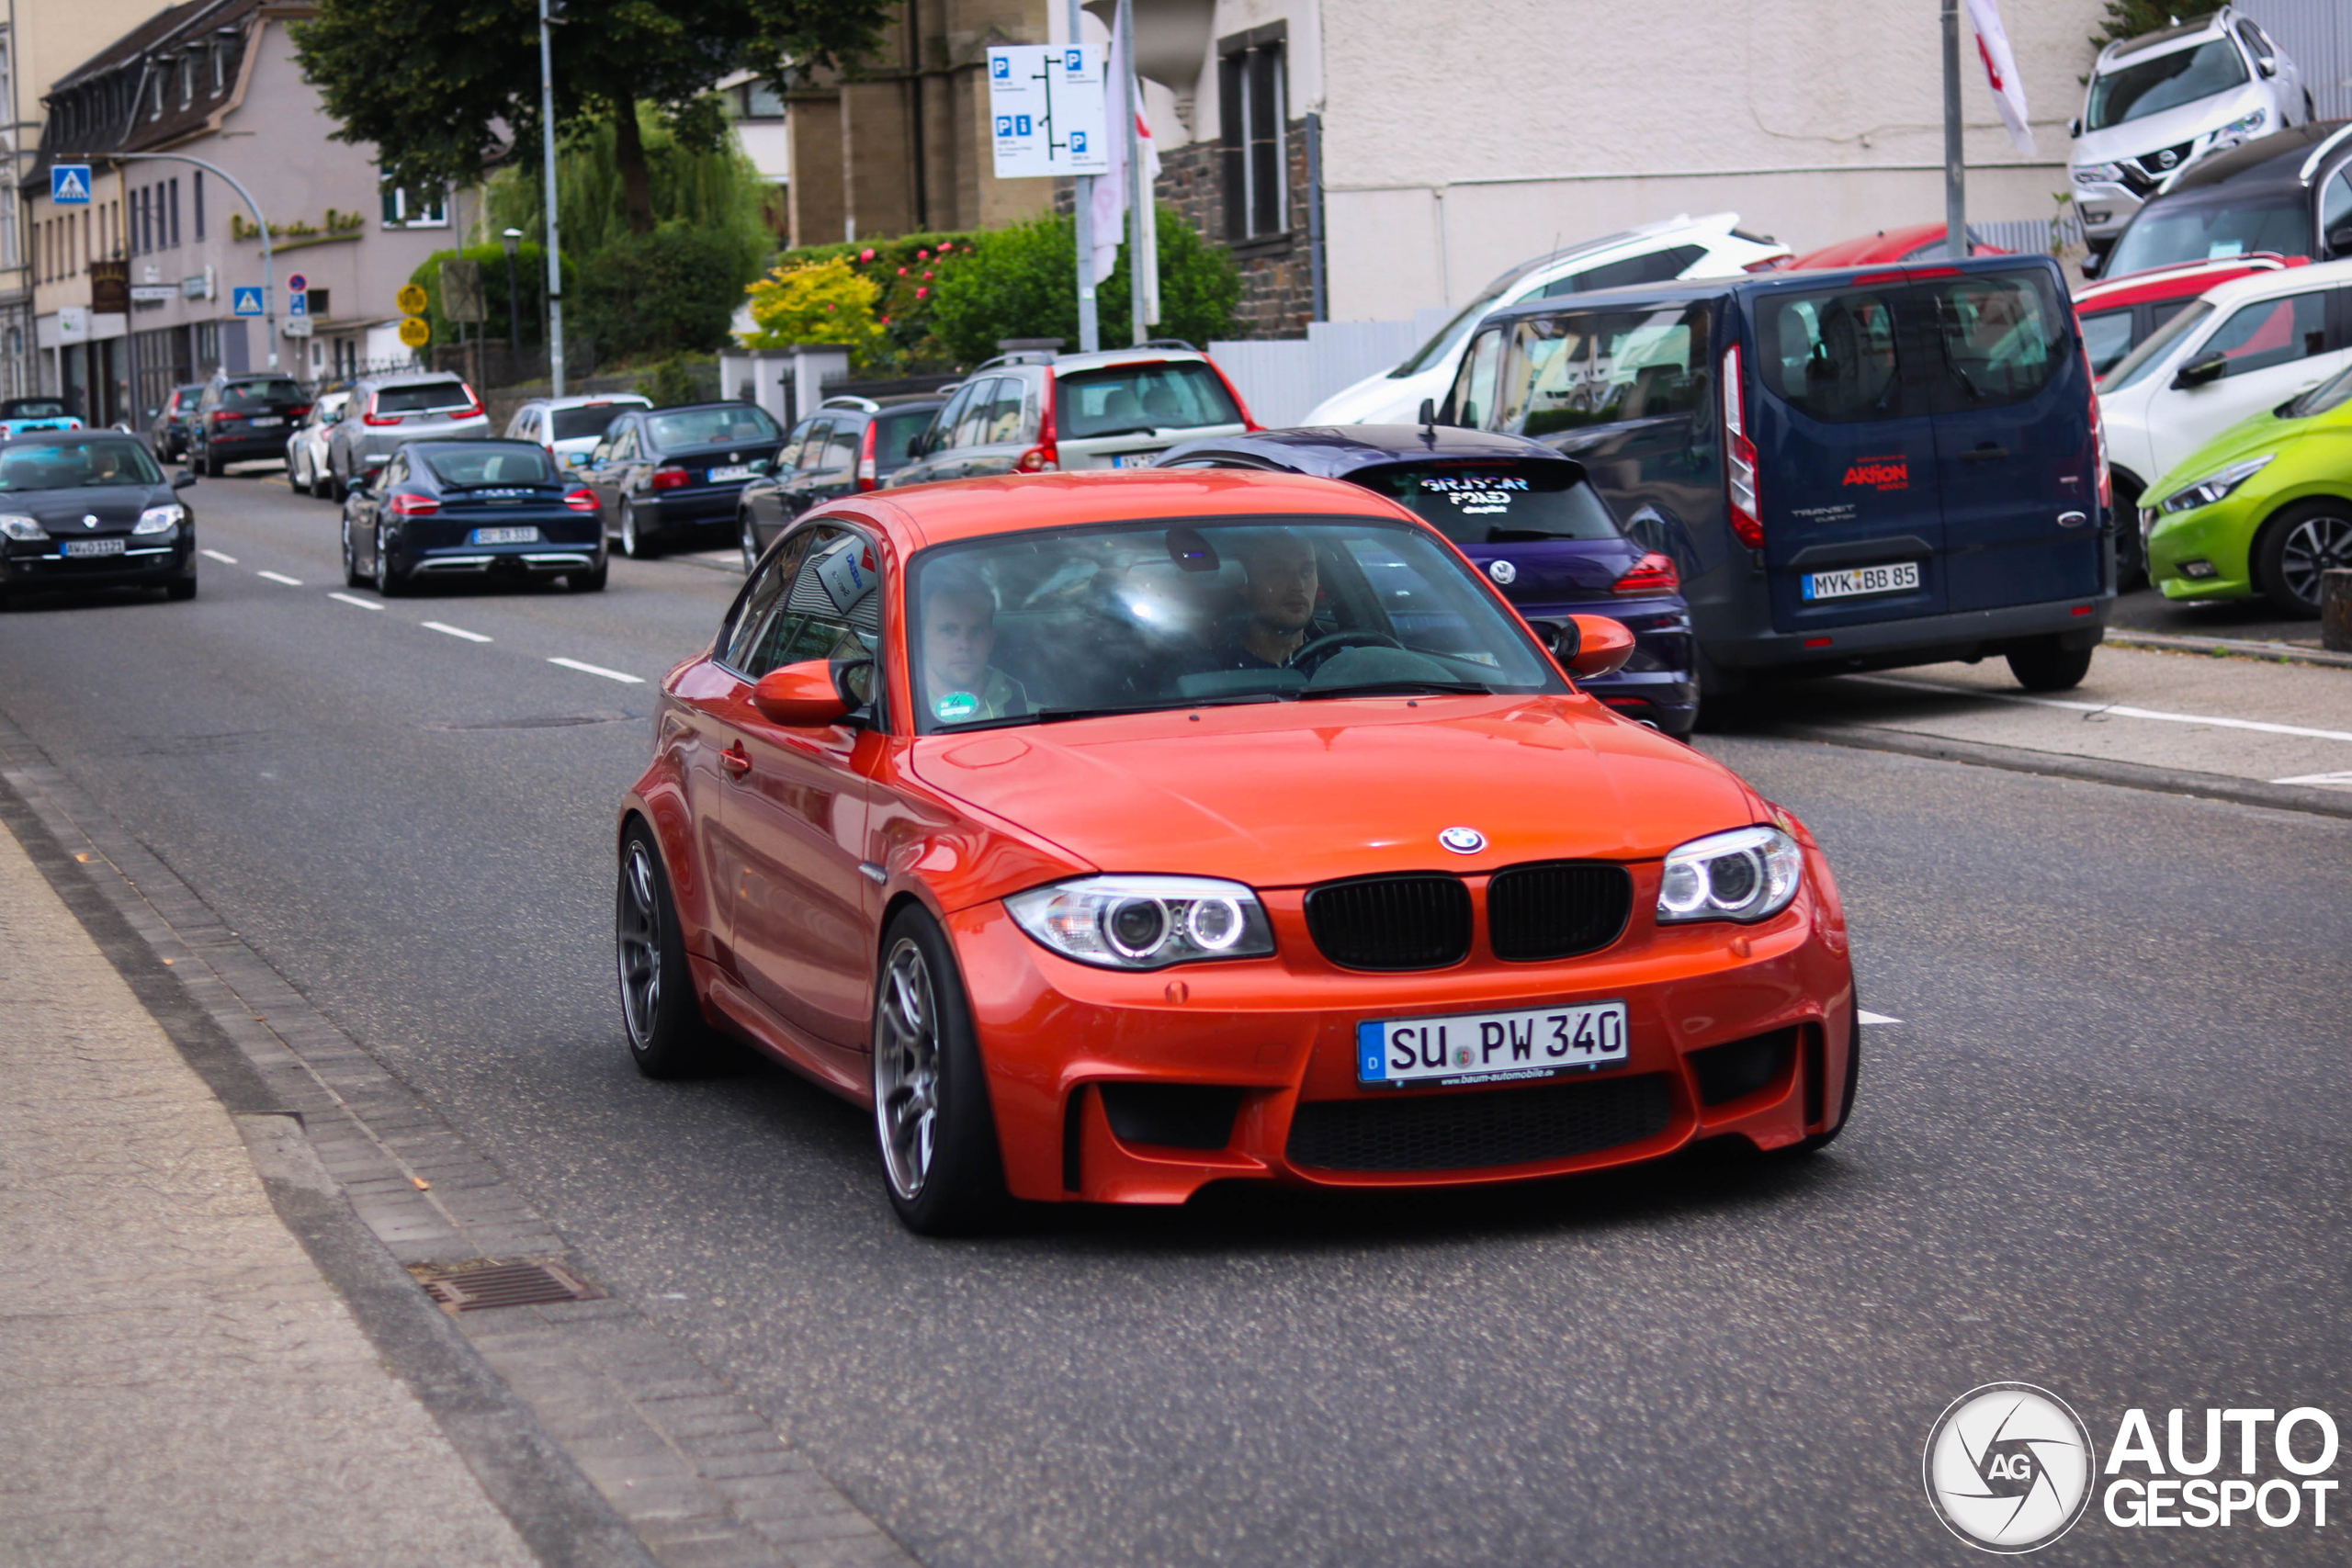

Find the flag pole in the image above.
[
  {"left": 1069, "top": 0, "right": 1099, "bottom": 352},
  {"left": 1943, "top": 0, "right": 1967, "bottom": 261}
]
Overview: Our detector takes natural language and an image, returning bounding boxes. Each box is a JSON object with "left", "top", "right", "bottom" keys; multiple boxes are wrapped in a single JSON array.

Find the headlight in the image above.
[
  {"left": 1006, "top": 874, "right": 1276, "bottom": 970},
  {"left": 1657, "top": 826, "right": 1803, "bottom": 925},
  {"left": 133, "top": 503, "right": 187, "bottom": 535},
  {"left": 2074, "top": 163, "right": 2126, "bottom": 184},
  {"left": 2213, "top": 108, "right": 2267, "bottom": 144},
  {"left": 0, "top": 513, "right": 46, "bottom": 541},
  {"left": 2158, "top": 454, "right": 2274, "bottom": 514}
]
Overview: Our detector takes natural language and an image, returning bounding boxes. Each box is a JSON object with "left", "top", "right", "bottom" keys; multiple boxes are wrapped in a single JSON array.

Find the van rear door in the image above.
[
  {"left": 1916, "top": 264, "right": 2102, "bottom": 611},
  {"left": 1747, "top": 276, "right": 1948, "bottom": 633}
]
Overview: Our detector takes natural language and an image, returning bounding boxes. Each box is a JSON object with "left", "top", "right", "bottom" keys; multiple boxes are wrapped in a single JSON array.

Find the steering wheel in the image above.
[{"left": 1287, "top": 628, "right": 1403, "bottom": 668}]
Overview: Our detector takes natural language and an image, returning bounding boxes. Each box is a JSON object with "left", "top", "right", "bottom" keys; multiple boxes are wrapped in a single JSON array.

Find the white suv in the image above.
[
  {"left": 2070, "top": 7, "right": 2309, "bottom": 254},
  {"left": 1302, "top": 214, "right": 1791, "bottom": 426}
]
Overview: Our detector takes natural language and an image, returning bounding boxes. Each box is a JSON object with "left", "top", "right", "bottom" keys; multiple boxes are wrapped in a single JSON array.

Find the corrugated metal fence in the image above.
[{"left": 2242, "top": 0, "right": 2352, "bottom": 119}]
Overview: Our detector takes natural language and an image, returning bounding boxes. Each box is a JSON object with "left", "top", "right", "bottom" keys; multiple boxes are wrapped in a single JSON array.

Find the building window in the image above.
[
  {"left": 729, "top": 80, "right": 785, "bottom": 119},
  {"left": 180, "top": 53, "right": 194, "bottom": 107},
  {"left": 1218, "top": 25, "right": 1287, "bottom": 242},
  {"left": 194, "top": 173, "right": 205, "bottom": 240},
  {"left": 380, "top": 182, "right": 448, "bottom": 228},
  {"left": 170, "top": 178, "right": 181, "bottom": 248}
]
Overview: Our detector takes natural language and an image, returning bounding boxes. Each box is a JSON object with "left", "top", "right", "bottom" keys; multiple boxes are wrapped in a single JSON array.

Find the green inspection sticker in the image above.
[{"left": 934, "top": 692, "right": 979, "bottom": 721}]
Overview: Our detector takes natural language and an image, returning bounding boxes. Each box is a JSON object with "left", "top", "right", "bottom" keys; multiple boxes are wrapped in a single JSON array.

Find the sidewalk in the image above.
[{"left": 0, "top": 816, "right": 538, "bottom": 1568}]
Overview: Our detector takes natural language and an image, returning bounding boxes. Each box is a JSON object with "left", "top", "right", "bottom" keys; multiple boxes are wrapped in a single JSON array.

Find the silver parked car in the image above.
[{"left": 323, "top": 372, "right": 489, "bottom": 495}]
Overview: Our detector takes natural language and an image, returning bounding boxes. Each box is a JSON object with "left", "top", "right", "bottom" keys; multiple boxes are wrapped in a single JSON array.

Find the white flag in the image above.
[
  {"left": 1964, "top": 0, "right": 2036, "bottom": 157},
  {"left": 1087, "top": 14, "right": 1160, "bottom": 299}
]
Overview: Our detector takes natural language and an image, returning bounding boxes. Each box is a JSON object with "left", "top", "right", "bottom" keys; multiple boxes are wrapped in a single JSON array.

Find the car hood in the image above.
[
  {"left": 1304, "top": 365, "right": 1448, "bottom": 425},
  {"left": 910, "top": 695, "right": 1761, "bottom": 889},
  {"left": 7, "top": 485, "right": 161, "bottom": 533},
  {"left": 2073, "top": 83, "right": 2270, "bottom": 165},
  {"left": 2143, "top": 396, "right": 2337, "bottom": 501}
]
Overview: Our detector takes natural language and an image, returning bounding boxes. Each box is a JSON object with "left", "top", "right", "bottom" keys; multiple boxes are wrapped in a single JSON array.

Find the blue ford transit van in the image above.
[{"left": 1439, "top": 254, "right": 2114, "bottom": 693}]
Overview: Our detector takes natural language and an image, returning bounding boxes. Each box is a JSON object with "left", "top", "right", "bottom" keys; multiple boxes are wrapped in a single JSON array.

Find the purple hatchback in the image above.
[{"left": 1157, "top": 424, "right": 1697, "bottom": 735}]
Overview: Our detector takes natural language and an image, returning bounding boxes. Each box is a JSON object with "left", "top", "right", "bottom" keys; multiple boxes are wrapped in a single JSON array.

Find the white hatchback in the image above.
[
  {"left": 1302, "top": 213, "right": 1790, "bottom": 426},
  {"left": 2097, "top": 257, "right": 2352, "bottom": 504},
  {"left": 505, "top": 393, "right": 654, "bottom": 471}
]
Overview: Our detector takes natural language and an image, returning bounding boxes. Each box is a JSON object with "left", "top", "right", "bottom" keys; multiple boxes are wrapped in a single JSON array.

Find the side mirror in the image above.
[
  {"left": 905, "top": 435, "right": 923, "bottom": 460},
  {"left": 1556, "top": 615, "right": 1636, "bottom": 681},
  {"left": 2256, "top": 56, "right": 2277, "bottom": 79},
  {"left": 2068, "top": 118, "right": 2081, "bottom": 138},
  {"left": 171, "top": 469, "right": 197, "bottom": 489},
  {"left": 2172, "top": 351, "right": 2228, "bottom": 389},
  {"left": 2326, "top": 222, "right": 2352, "bottom": 256},
  {"left": 2077, "top": 249, "right": 2104, "bottom": 281},
  {"left": 751, "top": 659, "right": 852, "bottom": 727}
]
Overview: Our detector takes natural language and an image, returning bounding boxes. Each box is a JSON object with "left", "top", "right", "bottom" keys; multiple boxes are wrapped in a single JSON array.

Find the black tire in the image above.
[
  {"left": 871, "top": 906, "right": 1008, "bottom": 1235},
  {"left": 615, "top": 824, "right": 732, "bottom": 1078},
  {"left": 1786, "top": 998, "right": 1862, "bottom": 1156},
  {"left": 311, "top": 457, "right": 334, "bottom": 502},
  {"left": 201, "top": 446, "right": 223, "bottom": 479},
  {"left": 618, "top": 500, "right": 659, "bottom": 559},
  {"left": 372, "top": 525, "right": 410, "bottom": 598},
  {"left": 2252, "top": 500, "right": 2352, "bottom": 618},
  {"left": 2110, "top": 475, "right": 2146, "bottom": 590},
  {"left": 164, "top": 574, "right": 197, "bottom": 602},
  {"left": 740, "top": 513, "right": 763, "bottom": 573},
  {"left": 568, "top": 557, "right": 608, "bottom": 592},
  {"left": 342, "top": 520, "right": 368, "bottom": 588},
  {"left": 2006, "top": 637, "right": 2094, "bottom": 692}
]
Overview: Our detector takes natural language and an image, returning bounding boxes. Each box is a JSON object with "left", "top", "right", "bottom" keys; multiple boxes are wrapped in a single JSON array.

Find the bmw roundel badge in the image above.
[{"left": 1439, "top": 826, "right": 1487, "bottom": 854}]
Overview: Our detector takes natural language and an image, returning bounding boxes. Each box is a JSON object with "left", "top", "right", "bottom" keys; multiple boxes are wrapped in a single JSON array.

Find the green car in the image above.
[{"left": 2143, "top": 364, "right": 2352, "bottom": 616}]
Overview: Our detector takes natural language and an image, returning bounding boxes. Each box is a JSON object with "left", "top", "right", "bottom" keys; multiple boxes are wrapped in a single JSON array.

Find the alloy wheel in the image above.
[
  {"left": 616, "top": 839, "right": 663, "bottom": 1047},
  {"left": 620, "top": 502, "right": 642, "bottom": 558},
  {"left": 741, "top": 515, "right": 760, "bottom": 573},
  {"left": 2279, "top": 511, "right": 2352, "bottom": 610},
  {"left": 373, "top": 525, "right": 391, "bottom": 595},
  {"left": 874, "top": 937, "right": 942, "bottom": 1201}
]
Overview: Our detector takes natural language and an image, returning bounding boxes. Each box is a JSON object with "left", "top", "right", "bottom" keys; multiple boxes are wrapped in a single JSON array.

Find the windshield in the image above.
[
  {"left": 0, "top": 439, "right": 164, "bottom": 489},
  {"left": 2106, "top": 199, "right": 2308, "bottom": 276},
  {"left": 551, "top": 403, "right": 639, "bottom": 441},
  {"left": 2099, "top": 299, "right": 2212, "bottom": 390},
  {"left": 1056, "top": 363, "right": 1239, "bottom": 437},
  {"left": 2086, "top": 39, "right": 2249, "bottom": 130},
  {"left": 424, "top": 445, "right": 560, "bottom": 487},
  {"left": 375, "top": 382, "right": 473, "bottom": 415},
  {"left": 649, "top": 404, "right": 780, "bottom": 449},
  {"left": 1350, "top": 461, "right": 1622, "bottom": 545},
  {"left": 2287, "top": 359, "right": 2352, "bottom": 418},
  {"left": 905, "top": 518, "right": 1562, "bottom": 732}
]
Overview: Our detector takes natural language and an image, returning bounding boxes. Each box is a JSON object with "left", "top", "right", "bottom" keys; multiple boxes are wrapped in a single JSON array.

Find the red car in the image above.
[
  {"left": 1787, "top": 223, "right": 2007, "bottom": 270},
  {"left": 616, "top": 471, "right": 1859, "bottom": 1233},
  {"left": 2075, "top": 253, "right": 2301, "bottom": 377}
]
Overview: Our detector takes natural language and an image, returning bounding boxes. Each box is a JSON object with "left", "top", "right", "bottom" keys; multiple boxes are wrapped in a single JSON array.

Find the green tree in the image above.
[
  {"left": 743, "top": 257, "right": 888, "bottom": 363},
  {"left": 2090, "top": 3, "right": 2217, "bottom": 52},
  {"left": 294, "top": 0, "right": 890, "bottom": 234},
  {"left": 483, "top": 100, "right": 773, "bottom": 273},
  {"left": 930, "top": 207, "right": 1241, "bottom": 364},
  {"left": 573, "top": 223, "right": 750, "bottom": 361}
]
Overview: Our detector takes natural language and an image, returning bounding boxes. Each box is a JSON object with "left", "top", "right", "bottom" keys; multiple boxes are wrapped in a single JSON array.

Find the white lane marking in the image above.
[
  {"left": 1858, "top": 1010, "right": 1902, "bottom": 1026},
  {"left": 549, "top": 656, "right": 643, "bottom": 684},
  {"left": 328, "top": 592, "right": 382, "bottom": 611},
  {"left": 200, "top": 548, "right": 238, "bottom": 565},
  {"left": 2272, "top": 770, "right": 2352, "bottom": 786},
  {"left": 423, "top": 621, "right": 492, "bottom": 644},
  {"left": 256, "top": 570, "right": 303, "bottom": 587},
  {"left": 1854, "top": 674, "right": 2352, "bottom": 746}
]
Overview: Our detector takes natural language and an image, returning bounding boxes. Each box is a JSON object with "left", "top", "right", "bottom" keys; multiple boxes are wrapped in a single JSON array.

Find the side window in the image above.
[
  {"left": 2322, "top": 170, "right": 2352, "bottom": 250},
  {"left": 722, "top": 527, "right": 824, "bottom": 674},
  {"left": 1451, "top": 326, "right": 1505, "bottom": 428},
  {"left": 925, "top": 383, "right": 977, "bottom": 455},
  {"left": 609, "top": 423, "right": 639, "bottom": 460},
  {"left": 1754, "top": 287, "right": 1905, "bottom": 423},
  {"left": 796, "top": 421, "right": 835, "bottom": 471},
  {"left": 952, "top": 378, "right": 1003, "bottom": 447},
  {"left": 2079, "top": 309, "right": 2139, "bottom": 377},
  {"left": 737, "top": 527, "right": 885, "bottom": 684},
  {"left": 776, "top": 417, "right": 817, "bottom": 470},
  {"left": 823, "top": 423, "right": 863, "bottom": 471},
  {"left": 1498, "top": 302, "right": 1713, "bottom": 434},
  {"left": 2203, "top": 290, "right": 2330, "bottom": 377},
  {"left": 1920, "top": 269, "right": 2066, "bottom": 412},
  {"left": 385, "top": 451, "right": 410, "bottom": 484},
  {"left": 2237, "top": 19, "right": 2273, "bottom": 67},
  {"left": 982, "top": 379, "right": 1027, "bottom": 443},
  {"left": 1558, "top": 244, "right": 1707, "bottom": 296}
]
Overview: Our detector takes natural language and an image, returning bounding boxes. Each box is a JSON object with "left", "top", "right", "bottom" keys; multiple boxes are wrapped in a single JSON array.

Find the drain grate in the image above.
[{"left": 412, "top": 1258, "right": 602, "bottom": 1311}]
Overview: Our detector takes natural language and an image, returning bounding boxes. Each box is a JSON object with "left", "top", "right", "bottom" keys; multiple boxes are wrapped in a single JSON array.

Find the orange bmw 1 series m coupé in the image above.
[{"left": 616, "top": 469, "right": 1857, "bottom": 1233}]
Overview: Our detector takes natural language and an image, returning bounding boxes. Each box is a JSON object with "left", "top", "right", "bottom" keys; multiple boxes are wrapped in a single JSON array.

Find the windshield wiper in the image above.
[
  {"left": 938, "top": 694, "right": 1283, "bottom": 731},
  {"left": 1295, "top": 680, "right": 1498, "bottom": 700},
  {"left": 1077, "top": 425, "right": 1156, "bottom": 440}
]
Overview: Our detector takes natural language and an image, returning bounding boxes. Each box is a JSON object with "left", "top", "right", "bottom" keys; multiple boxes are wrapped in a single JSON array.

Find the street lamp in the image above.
[{"left": 501, "top": 227, "right": 523, "bottom": 360}]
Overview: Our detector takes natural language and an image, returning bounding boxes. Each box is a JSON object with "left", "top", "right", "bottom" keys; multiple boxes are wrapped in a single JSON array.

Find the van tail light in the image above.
[
  {"left": 1019, "top": 379, "right": 1060, "bottom": 471},
  {"left": 388, "top": 492, "right": 440, "bottom": 517},
  {"left": 289, "top": 404, "right": 312, "bottom": 420},
  {"left": 856, "top": 420, "right": 879, "bottom": 490},
  {"left": 651, "top": 466, "right": 693, "bottom": 490},
  {"left": 2084, "top": 344, "right": 2112, "bottom": 514},
  {"left": 1613, "top": 551, "right": 1680, "bottom": 596},
  {"left": 564, "top": 488, "right": 600, "bottom": 513},
  {"left": 455, "top": 390, "right": 485, "bottom": 421},
  {"left": 1722, "top": 343, "right": 1764, "bottom": 548},
  {"left": 363, "top": 398, "right": 401, "bottom": 426}
]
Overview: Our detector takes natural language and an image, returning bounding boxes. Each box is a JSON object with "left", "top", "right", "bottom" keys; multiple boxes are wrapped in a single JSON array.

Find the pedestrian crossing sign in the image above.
[
  {"left": 51, "top": 165, "right": 92, "bottom": 205},
  {"left": 232, "top": 287, "right": 264, "bottom": 317}
]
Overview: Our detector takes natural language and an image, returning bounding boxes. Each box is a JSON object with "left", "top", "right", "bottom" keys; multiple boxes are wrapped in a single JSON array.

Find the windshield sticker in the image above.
[
  {"left": 933, "top": 692, "right": 979, "bottom": 722},
  {"left": 1421, "top": 474, "right": 1532, "bottom": 517},
  {"left": 1841, "top": 456, "right": 1909, "bottom": 491}
]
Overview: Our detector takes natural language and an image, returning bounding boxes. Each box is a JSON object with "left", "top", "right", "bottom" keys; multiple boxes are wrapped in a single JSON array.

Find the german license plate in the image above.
[
  {"left": 707, "top": 464, "right": 753, "bottom": 482},
  {"left": 1358, "top": 999, "right": 1629, "bottom": 1087},
  {"left": 63, "top": 537, "right": 126, "bottom": 558},
  {"left": 1802, "top": 561, "right": 1919, "bottom": 601},
  {"left": 248, "top": 415, "right": 284, "bottom": 428},
  {"left": 470, "top": 526, "right": 539, "bottom": 545}
]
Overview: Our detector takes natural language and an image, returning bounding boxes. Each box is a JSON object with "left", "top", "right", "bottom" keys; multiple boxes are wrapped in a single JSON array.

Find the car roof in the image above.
[
  {"left": 1159, "top": 425, "right": 1575, "bottom": 474},
  {"left": 529, "top": 392, "right": 652, "bottom": 411},
  {"left": 2181, "top": 254, "right": 2352, "bottom": 311},
  {"left": 1032, "top": 347, "right": 1212, "bottom": 373},
  {"left": 828, "top": 469, "right": 1417, "bottom": 551},
  {"left": 404, "top": 437, "right": 547, "bottom": 455},
  {"left": 2074, "top": 254, "right": 2297, "bottom": 306},
  {"left": 363, "top": 372, "right": 468, "bottom": 388},
  {"left": 2099, "top": 12, "right": 2228, "bottom": 65},
  {"left": 1477, "top": 249, "right": 2057, "bottom": 327}
]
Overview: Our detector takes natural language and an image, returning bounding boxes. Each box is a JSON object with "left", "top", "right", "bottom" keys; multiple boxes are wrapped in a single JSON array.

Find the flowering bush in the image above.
[
  {"left": 742, "top": 257, "right": 887, "bottom": 364},
  {"left": 745, "top": 231, "right": 982, "bottom": 369}
]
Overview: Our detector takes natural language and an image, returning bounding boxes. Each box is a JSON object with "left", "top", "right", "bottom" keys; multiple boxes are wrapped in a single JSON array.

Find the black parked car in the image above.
[
  {"left": 191, "top": 373, "right": 311, "bottom": 476},
  {"left": 341, "top": 439, "right": 605, "bottom": 596},
  {"left": 149, "top": 383, "right": 206, "bottom": 460},
  {"left": 1157, "top": 424, "right": 1700, "bottom": 735},
  {"left": 0, "top": 431, "right": 198, "bottom": 609},
  {"left": 736, "top": 393, "right": 946, "bottom": 569},
  {"left": 2089, "top": 119, "right": 2352, "bottom": 279},
  {"left": 577, "top": 400, "right": 784, "bottom": 558}
]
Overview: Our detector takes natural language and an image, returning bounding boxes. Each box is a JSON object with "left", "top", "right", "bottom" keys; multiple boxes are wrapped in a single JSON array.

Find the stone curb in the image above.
[
  {"left": 2105, "top": 628, "right": 2352, "bottom": 671},
  {"left": 0, "top": 709, "right": 919, "bottom": 1568},
  {"left": 1767, "top": 721, "right": 2352, "bottom": 822}
]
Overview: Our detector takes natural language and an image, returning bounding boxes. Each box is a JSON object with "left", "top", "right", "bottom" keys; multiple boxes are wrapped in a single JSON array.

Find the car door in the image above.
[
  {"left": 1918, "top": 265, "right": 2103, "bottom": 610},
  {"left": 715, "top": 524, "right": 881, "bottom": 1049},
  {"left": 594, "top": 420, "right": 641, "bottom": 512},
  {"left": 2150, "top": 283, "right": 2346, "bottom": 479},
  {"left": 778, "top": 418, "right": 833, "bottom": 513},
  {"left": 958, "top": 376, "right": 1035, "bottom": 476},
  {"left": 1742, "top": 276, "right": 1951, "bottom": 632},
  {"left": 893, "top": 382, "right": 978, "bottom": 488}
]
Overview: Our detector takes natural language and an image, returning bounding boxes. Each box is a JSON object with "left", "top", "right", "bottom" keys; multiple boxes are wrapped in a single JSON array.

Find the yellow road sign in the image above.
[
  {"left": 397, "top": 315, "right": 431, "bottom": 349},
  {"left": 395, "top": 282, "right": 430, "bottom": 316}
]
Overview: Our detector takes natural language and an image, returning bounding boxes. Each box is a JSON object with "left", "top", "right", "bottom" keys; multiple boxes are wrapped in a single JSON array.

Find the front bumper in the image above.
[
  {"left": 2148, "top": 496, "right": 2258, "bottom": 600},
  {"left": 2, "top": 535, "right": 194, "bottom": 591},
  {"left": 944, "top": 860, "right": 1855, "bottom": 1205},
  {"left": 2071, "top": 179, "right": 2141, "bottom": 240}
]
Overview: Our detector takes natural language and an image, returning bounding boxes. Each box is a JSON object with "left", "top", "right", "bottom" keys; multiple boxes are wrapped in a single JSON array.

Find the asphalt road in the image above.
[{"left": 5, "top": 473, "right": 2347, "bottom": 1565}]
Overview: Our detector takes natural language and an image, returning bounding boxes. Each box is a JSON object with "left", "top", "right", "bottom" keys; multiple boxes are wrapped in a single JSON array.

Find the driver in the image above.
[
  {"left": 1211, "top": 529, "right": 1322, "bottom": 670},
  {"left": 918, "top": 563, "right": 1028, "bottom": 724}
]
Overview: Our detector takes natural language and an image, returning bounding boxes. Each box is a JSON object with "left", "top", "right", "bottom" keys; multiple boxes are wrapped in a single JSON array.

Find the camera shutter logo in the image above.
[{"left": 1924, "top": 1382, "right": 2097, "bottom": 1552}]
